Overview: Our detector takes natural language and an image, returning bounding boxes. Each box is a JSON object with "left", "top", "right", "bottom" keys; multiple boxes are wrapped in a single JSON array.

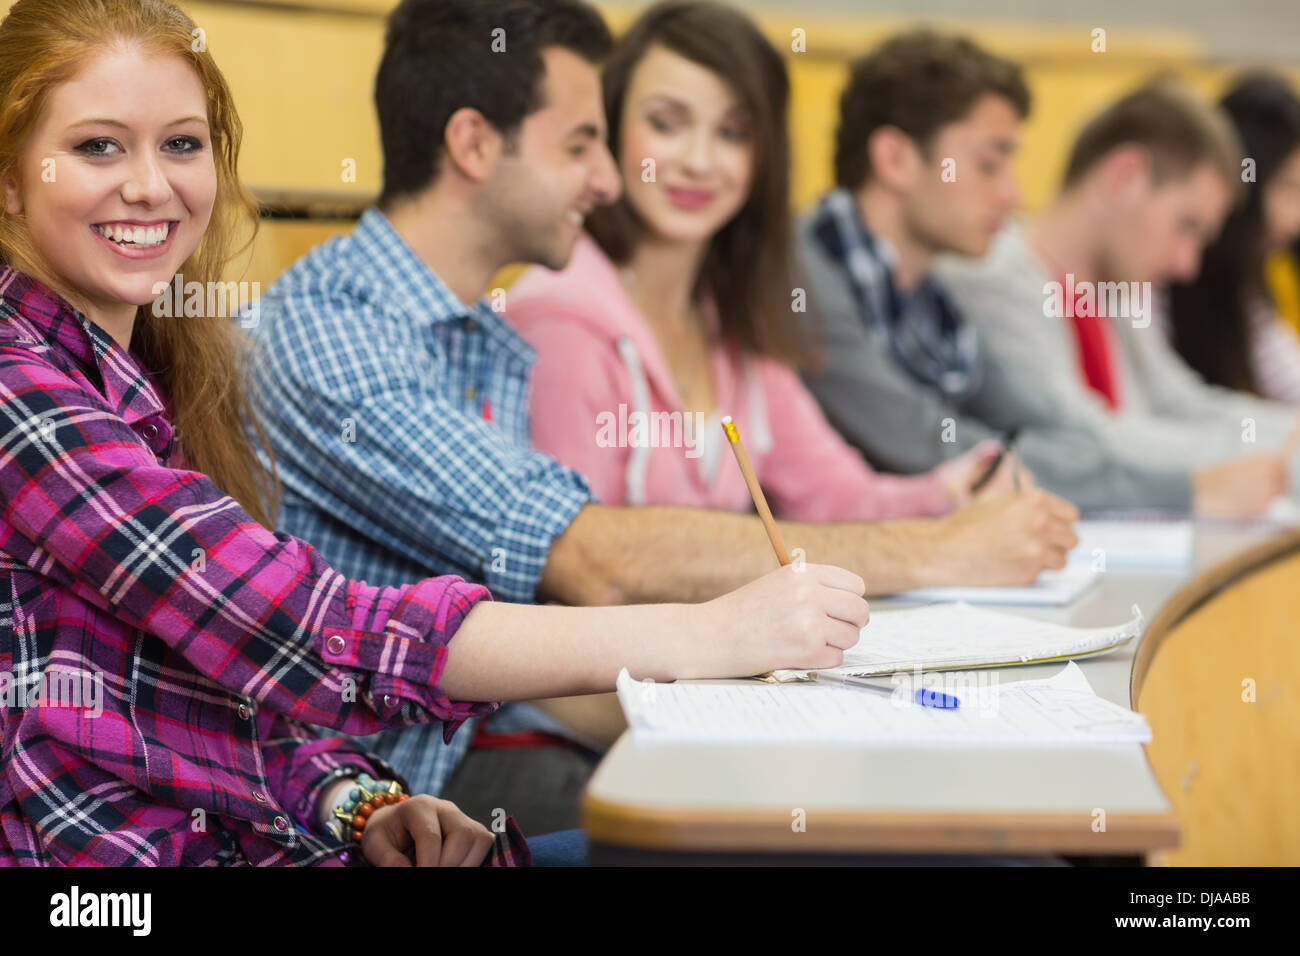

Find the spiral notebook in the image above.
[{"left": 771, "top": 601, "right": 1143, "bottom": 682}]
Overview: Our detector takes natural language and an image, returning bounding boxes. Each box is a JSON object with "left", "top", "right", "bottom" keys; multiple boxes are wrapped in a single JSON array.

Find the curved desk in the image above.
[
  {"left": 582, "top": 522, "right": 1296, "bottom": 864},
  {"left": 1133, "top": 527, "right": 1300, "bottom": 866}
]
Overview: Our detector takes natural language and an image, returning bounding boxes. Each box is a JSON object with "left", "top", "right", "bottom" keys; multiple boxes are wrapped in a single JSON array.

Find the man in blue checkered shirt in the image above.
[{"left": 245, "top": 0, "right": 1077, "bottom": 831}]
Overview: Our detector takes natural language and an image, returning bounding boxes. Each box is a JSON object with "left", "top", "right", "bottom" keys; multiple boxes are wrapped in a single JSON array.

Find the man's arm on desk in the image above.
[{"left": 540, "top": 493, "right": 1078, "bottom": 606}]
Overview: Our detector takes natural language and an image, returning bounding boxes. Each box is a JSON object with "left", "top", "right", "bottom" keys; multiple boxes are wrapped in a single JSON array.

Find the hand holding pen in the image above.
[{"left": 969, "top": 428, "right": 1022, "bottom": 496}]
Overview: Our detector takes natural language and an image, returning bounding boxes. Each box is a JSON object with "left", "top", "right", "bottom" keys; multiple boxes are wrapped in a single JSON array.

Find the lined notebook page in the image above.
[
  {"left": 772, "top": 601, "right": 1141, "bottom": 681},
  {"left": 887, "top": 563, "right": 1098, "bottom": 606},
  {"left": 617, "top": 663, "right": 1150, "bottom": 746}
]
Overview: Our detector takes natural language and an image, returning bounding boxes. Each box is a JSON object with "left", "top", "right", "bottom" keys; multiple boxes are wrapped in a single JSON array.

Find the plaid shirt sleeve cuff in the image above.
[
  {"left": 259, "top": 713, "right": 410, "bottom": 835},
  {"left": 484, "top": 816, "right": 532, "bottom": 867},
  {"left": 318, "top": 573, "right": 500, "bottom": 731},
  {"left": 261, "top": 713, "right": 532, "bottom": 864}
]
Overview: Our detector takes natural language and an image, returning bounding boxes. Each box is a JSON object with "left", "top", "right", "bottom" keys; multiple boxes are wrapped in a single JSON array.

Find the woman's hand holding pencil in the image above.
[
  {"left": 696, "top": 563, "right": 870, "bottom": 675},
  {"left": 716, "top": 416, "right": 870, "bottom": 675}
]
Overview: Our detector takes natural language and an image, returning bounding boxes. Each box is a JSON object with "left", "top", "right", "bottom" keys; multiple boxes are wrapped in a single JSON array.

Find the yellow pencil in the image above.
[{"left": 722, "top": 416, "right": 791, "bottom": 567}]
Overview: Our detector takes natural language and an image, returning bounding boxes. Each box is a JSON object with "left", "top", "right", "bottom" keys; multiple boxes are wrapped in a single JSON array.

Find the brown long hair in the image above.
[
  {"left": 1168, "top": 75, "right": 1300, "bottom": 394},
  {"left": 0, "top": 0, "right": 279, "bottom": 527},
  {"left": 586, "top": 0, "right": 813, "bottom": 367}
]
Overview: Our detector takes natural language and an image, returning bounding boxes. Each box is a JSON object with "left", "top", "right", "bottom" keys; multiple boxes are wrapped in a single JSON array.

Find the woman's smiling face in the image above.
[
  {"left": 616, "top": 45, "right": 755, "bottom": 246},
  {"left": 2, "top": 43, "right": 216, "bottom": 330}
]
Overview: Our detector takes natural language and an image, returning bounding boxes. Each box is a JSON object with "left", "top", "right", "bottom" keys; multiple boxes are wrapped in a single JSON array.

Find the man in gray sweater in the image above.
[
  {"left": 798, "top": 32, "right": 1291, "bottom": 515},
  {"left": 936, "top": 79, "right": 1299, "bottom": 515}
]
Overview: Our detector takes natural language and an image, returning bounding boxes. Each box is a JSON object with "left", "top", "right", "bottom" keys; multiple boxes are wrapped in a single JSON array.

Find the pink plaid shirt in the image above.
[{"left": 0, "top": 267, "right": 527, "bottom": 866}]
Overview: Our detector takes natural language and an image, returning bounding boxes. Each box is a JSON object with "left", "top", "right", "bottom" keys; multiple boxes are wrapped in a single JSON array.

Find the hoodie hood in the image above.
[
  {"left": 506, "top": 232, "right": 772, "bottom": 504},
  {"left": 507, "top": 233, "right": 692, "bottom": 412}
]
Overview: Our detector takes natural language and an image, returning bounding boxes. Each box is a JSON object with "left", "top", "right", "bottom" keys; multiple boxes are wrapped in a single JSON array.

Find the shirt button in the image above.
[
  {"left": 464, "top": 386, "right": 476, "bottom": 401},
  {"left": 465, "top": 318, "right": 478, "bottom": 332},
  {"left": 326, "top": 634, "right": 346, "bottom": 655},
  {"left": 273, "top": 816, "right": 290, "bottom": 832},
  {"left": 252, "top": 790, "right": 267, "bottom": 804},
  {"left": 142, "top": 423, "right": 159, "bottom": 441},
  {"left": 383, "top": 694, "right": 396, "bottom": 709},
  {"left": 237, "top": 703, "right": 251, "bottom": 720}
]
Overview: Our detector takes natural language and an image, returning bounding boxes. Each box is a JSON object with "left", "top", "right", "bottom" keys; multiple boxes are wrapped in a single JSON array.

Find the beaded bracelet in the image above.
[{"left": 330, "top": 773, "right": 409, "bottom": 844}]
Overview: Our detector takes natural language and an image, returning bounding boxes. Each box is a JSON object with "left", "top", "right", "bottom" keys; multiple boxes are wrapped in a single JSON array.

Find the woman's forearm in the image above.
[
  {"left": 439, "top": 600, "right": 702, "bottom": 701},
  {"left": 443, "top": 562, "right": 872, "bottom": 702}
]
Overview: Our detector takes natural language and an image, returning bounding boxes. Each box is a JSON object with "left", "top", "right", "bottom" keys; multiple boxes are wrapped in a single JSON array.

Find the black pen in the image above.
[{"left": 969, "top": 428, "right": 1021, "bottom": 494}]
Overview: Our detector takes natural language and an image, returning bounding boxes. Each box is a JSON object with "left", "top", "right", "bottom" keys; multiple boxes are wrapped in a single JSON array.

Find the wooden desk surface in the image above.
[{"left": 582, "top": 521, "right": 1289, "bottom": 857}]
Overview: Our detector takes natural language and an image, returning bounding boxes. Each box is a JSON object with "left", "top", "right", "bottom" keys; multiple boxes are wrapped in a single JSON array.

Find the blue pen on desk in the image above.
[{"left": 809, "top": 670, "right": 960, "bottom": 709}]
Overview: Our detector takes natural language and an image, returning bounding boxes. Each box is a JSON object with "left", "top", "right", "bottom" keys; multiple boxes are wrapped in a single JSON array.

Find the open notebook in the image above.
[
  {"left": 771, "top": 601, "right": 1142, "bottom": 682},
  {"left": 1083, "top": 500, "right": 1300, "bottom": 529},
  {"left": 887, "top": 562, "right": 1099, "bottom": 606},
  {"left": 886, "top": 516, "right": 1204, "bottom": 605},
  {"left": 1069, "top": 519, "right": 1194, "bottom": 569},
  {"left": 617, "top": 662, "right": 1151, "bottom": 746}
]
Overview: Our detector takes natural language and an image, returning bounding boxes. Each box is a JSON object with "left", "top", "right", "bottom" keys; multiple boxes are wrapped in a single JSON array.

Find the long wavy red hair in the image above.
[{"left": 0, "top": 0, "right": 279, "bottom": 527}]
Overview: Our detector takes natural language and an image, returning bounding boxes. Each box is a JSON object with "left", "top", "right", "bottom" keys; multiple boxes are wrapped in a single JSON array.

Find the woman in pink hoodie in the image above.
[{"left": 508, "top": 1, "right": 1014, "bottom": 521}]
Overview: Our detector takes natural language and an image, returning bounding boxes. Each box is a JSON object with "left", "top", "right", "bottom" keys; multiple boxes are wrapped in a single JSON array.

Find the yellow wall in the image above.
[
  {"left": 187, "top": 4, "right": 1300, "bottom": 286},
  {"left": 172, "top": 2, "right": 1225, "bottom": 208}
]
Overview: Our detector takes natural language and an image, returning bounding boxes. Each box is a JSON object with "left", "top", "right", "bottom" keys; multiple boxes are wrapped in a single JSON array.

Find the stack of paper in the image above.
[
  {"left": 617, "top": 662, "right": 1150, "bottom": 746},
  {"left": 1068, "top": 519, "right": 1194, "bottom": 569},
  {"left": 773, "top": 601, "right": 1141, "bottom": 681},
  {"left": 887, "top": 563, "right": 1098, "bottom": 606},
  {"left": 890, "top": 516, "right": 1203, "bottom": 605},
  {"left": 1266, "top": 496, "right": 1300, "bottom": 525}
]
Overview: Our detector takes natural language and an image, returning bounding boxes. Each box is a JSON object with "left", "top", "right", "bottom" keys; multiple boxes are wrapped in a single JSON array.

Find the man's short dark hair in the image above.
[
  {"left": 1061, "top": 76, "right": 1243, "bottom": 192},
  {"left": 375, "top": 0, "right": 611, "bottom": 207},
  {"left": 834, "top": 30, "right": 1030, "bottom": 191}
]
